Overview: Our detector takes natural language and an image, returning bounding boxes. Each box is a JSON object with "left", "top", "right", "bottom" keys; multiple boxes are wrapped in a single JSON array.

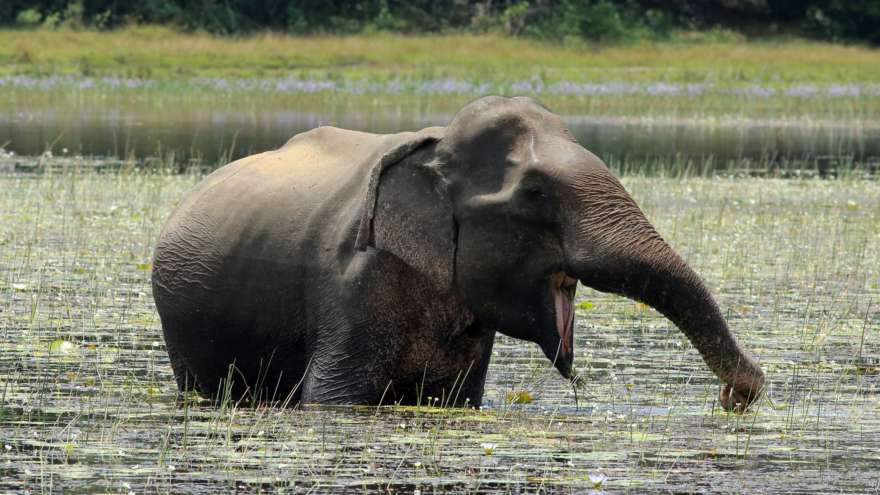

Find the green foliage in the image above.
[
  {"left": 15, "top": 8, "right": 42, "bottom": 27},
  {"left": 61, "top": 0, "right": 84, "bottom": 29},
  {"left": 0, "top": 1, "right": 877, "bottom": 45},
  {"left": 578, "top": 301, "right": 594, "bottom": 310},
  {"left": 12, "top": 1, "right": 89, "bottom": 30},
  {"left": 563, "top": 0, "right": 630, "bottom": 42},
  {"left": 501, "top": 2, "right": 530, "bottom": 36},
  {"left": 803, "top": 1, "right": 880, "bottom": 45},
  {"left": 373, "top": 0, "right": 406, "bottom": 32},
  {"left": 499, "top": 0, "right": 642, "bottom": 42},
  {"left": 506, "top": 390, "right": 534, "bottom": 404},
  {"left": 41, "top": 11, "right": 61, "bottom": 29}
]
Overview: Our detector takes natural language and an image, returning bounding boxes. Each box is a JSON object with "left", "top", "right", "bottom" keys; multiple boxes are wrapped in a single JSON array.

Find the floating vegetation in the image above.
[
  {"left": 0, "top": 163, "right": 878, "bottom": 492},
  {"left": 505, "top": 390, "right": 534, "bottom": 405},
  {"left": 47, "top": 339, "right": 76, "bottom": 355}
]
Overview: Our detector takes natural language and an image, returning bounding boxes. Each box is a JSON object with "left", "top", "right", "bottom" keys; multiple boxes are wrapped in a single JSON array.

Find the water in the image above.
[
  {"left": 1, "top": 86, "right": 879, "bottom": 491},
  {"left": 2, "top": 106, "right": 878, "bottom": 174},
  {"left": 1, "top": 169, "right": 878, "bottom": 493}
]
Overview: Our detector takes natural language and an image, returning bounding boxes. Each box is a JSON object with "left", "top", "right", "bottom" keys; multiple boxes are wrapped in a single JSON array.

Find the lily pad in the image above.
[
  {"left": 506, "top": 390, "right": 533, "bottom": 404},
  {"left": 48, "top": 339, "right": 77, "bottom": 355}
]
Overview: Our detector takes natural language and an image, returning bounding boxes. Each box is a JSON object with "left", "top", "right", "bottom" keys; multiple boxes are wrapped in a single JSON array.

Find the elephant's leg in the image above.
[
  {"left": 401, "top": 330, "right": 496, "bottom": 408},
  {"left": 156, "top": 310, "right": 252, "bottom": 401},
  {"left": 299, "top": 366, "right": 388, "bottom": 405},
  {"left": 295, "top": 341, "right": 390, "bottom": 405},
  {"left": 156, "top": 310, "right": 201, "bottom": 394},
  {"left": 164, "top": 340, "right": 195, "bottom": 393},
  {"left": 415, "top": 362, "right": 491, "bottom": 408}
]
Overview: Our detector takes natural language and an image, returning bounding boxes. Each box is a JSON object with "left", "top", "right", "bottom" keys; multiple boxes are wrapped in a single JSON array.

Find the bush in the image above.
[
  {"left": 15, "top": 8, "right": 42, "bottom": 27},
  {"left": 567, "top": 1, "right": 629, "bottom": 42},
  {"left": 510, "top": 0, "right": 639, "bottom": 43},
  {"left": 0, "top": 1, "right": 877, "bottom": 45},
  {"left": 803, "top": 1, "right": 880, "bottom": 45}
]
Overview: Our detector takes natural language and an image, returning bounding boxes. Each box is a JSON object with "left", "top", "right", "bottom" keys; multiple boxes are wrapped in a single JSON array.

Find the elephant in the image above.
[{"left": 151, "top": 96, "right": 765, "bottom": 411}]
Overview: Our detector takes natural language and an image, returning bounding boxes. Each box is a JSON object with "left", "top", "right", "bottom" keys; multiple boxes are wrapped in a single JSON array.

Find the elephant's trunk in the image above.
[{"left": 566, "top": 171, "right": 765, "bottom": 411}]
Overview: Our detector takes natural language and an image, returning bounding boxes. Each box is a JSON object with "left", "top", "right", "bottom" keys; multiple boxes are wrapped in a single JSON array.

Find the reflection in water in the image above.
[{"left": 1, "top": 107, "right": 878, "bottom": 172}]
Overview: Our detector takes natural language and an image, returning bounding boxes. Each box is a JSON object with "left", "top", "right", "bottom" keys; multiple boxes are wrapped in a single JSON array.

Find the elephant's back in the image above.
[
  {"left": 152, "top": 126, "right": 383, "bottom": 314},
  {"left": 176, "top": 126, "right": 382, "bottom": 217}
]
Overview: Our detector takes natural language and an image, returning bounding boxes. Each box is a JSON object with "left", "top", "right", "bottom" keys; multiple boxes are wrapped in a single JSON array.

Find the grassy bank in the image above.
[
  {"left": 4, "top": 26, "right": 880, "bottom": 83},
  {"left": 2, "top": 27, "right": 880, "bottom": 122}
]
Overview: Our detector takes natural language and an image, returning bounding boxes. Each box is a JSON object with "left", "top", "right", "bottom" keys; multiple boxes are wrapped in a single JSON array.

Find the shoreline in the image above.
[{"left": 3, "top": 27, "right": 879, "bottom": 83}]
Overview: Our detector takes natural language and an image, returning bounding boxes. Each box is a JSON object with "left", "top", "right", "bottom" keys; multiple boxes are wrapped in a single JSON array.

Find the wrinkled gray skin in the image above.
[{"left": 152, "top": 96, "right": 765, "bottom": 411}]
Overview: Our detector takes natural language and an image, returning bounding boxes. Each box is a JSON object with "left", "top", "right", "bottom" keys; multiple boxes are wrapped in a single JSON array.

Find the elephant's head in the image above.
[{"left": 357, "top": 96, "right": 765, "bottom": 411}]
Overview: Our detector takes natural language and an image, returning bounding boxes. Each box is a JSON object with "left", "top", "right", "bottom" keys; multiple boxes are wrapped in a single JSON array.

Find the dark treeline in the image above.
[{"left": 2, "top": 0, "right": 878, "bottom": 44}]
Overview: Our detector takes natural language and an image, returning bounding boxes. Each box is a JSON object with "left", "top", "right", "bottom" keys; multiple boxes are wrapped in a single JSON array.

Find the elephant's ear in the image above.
[{"left": 355, "top": 127, "right": 456, "bottom": 292}]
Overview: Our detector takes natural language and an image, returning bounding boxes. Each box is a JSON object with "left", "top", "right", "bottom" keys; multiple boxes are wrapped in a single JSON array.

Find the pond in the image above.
[
  {"left": 1, "top": 74, "right": 879, "bottom": 177},
  {"left": 2, "top": 102, "right": 879, "bottom": 176},
  {"left": 1, "top": 79, "right": 879, "bottom": 491}
]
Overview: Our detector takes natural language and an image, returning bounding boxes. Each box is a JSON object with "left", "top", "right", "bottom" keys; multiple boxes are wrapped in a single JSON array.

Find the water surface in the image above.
[
  {"left": 2, "top": 106, "right": 878, "bottom": 172},
  {"left": 1, "top": 168, "right": 877, "bottom": 492}
]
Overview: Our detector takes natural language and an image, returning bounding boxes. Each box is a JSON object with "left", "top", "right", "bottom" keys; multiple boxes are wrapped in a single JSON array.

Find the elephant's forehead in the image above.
[
  {"left": 449, "top": 132, "right": 607, "bottom": 195},
  {"left": 520, "top": 134, "right": 608, "bottom": 176},
  {"left": 446, "top": 101, "right": 566, "bottom": 149},
  {"left": 453, "top": 95, "right": 563, "bottom": 128}
]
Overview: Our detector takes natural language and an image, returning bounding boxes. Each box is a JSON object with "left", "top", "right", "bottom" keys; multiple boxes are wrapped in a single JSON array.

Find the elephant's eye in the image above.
[{"left": 523, "top": 187, "right": 547, "bottom": 201}]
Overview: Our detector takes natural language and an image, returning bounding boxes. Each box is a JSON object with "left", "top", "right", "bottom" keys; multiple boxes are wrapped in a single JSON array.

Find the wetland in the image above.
[
  {"left": 1, "top": 28, "right": 879, "bottom": 494},
  {"left": 1, "top": 164, "right": 877, "bottom": 492}
]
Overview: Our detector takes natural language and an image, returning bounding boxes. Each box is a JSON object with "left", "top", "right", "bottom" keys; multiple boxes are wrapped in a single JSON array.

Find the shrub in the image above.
[
  {"left": 0, "top": 1, "right": 877, "bottom": 45},
  {"left": 15, "top": 8, "right": 42, "bottom": 27}
]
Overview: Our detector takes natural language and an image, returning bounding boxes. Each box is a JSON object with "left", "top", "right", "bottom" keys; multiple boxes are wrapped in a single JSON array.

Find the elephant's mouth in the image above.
[{"left": 546, "top": 272, "right": 578, "bottom": 377}]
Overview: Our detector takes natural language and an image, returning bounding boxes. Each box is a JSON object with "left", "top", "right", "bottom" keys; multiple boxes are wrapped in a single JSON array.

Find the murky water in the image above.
[
  {"left": 1, "top": 165, "right": 878, "bottom": 492},
  {"left": 2, "top": 105, "right": 878, "bottom": 174}
]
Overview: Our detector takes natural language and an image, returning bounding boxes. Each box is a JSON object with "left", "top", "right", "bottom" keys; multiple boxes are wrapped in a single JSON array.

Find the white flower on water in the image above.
[
  {"left": 589, "top": 472, "right": 608, "bottom": 488},
  {"left": 481, "top": 442, "right": 496, "bottom": 455}
]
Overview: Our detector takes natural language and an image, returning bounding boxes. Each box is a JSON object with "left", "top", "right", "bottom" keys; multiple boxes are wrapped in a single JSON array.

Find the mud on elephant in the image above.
[{"left": 151, "top": 96, "right": 766, "bottom": 411}]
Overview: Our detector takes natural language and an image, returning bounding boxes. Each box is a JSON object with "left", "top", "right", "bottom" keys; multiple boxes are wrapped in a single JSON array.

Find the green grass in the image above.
[
  {"left": 3, "top": 26, "right": 880, "bottom": 83},
  {"left": 1, "top": 162, "right": 878, "bottom": 492},
  {"left": 2, "top": 27, "right": 879, "bottom": 121}
]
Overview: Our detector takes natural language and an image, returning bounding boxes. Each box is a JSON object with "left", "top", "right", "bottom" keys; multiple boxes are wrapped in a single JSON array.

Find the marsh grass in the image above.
[
  {"left": 5, "top": 84, "right": 880, "bottom": 125},
  {"left": 0, "top": 161, "right": 878, "bottom": 492},
  {"left": 3, "top": 27, "right": 880, "bottom": 84},
  {"left": 2, "top": 27, "right": 880, "bottom": 123}
]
